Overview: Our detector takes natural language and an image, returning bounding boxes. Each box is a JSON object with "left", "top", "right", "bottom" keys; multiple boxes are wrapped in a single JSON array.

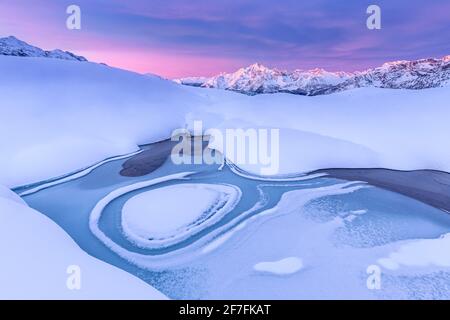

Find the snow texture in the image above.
[
  {"left": 0, "top": 187, "right": 167, "bottom": 299},
  {"left": 253, "top": 257, "right": 304, "bottom": 275},
  {"left": 378, "top": 233, "right": 450, "bottom": 270}
]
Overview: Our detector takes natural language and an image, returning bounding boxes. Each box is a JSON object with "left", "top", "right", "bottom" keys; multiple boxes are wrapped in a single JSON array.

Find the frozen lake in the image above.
[{"left": 17, "top": 142, "right": 450, "bottom": 299}]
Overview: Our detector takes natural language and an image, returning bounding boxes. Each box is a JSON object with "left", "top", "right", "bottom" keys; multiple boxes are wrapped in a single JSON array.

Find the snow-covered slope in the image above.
[
  {"left": 185, "top": 84, "right": 450, "bottom": 176},
  {"left": 1, "top": 49, "right": 450, "bottom": 298},
  {"left": 1, "top": 51, "right": 450, "bottom": 185},
  {"left": 0, "top": 185, "right": 26, "bottom": 205},
  {"left": 0, "top": 36, "right": 87, "bottom": 61},
  {"left": 0, "top": 187, "right": 167, "bottom": 299},
  {"left": 318, "top": 56, "right": 450, "bottom": 95},
  {"left": 176, "top": 56, "right": 450, "bottom": 95},
  {"left": 0, "top": 55, "right": 202, "bottom": 188},
  {"left": 2, "top": 37, "right": 449, "bottom": 300},
  {"left": 174, "top": 76, "right": 210, "bottom": 87}
]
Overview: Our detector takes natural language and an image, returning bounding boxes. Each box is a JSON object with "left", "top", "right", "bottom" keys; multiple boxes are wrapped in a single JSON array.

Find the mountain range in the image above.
[
  {"left": 0, "top": 36, "right": 87, "bottom": 62},
  {"left": 176, "top": 56, "right": 450, "bottom": 95},
  {"left": 2, "top": 35, "right": 449, "bottom": 96}
]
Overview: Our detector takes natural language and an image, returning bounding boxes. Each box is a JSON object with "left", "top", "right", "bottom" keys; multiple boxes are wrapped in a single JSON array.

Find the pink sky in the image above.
[{"left": 0, "top": 0, "right": 449, "bottom": 78}]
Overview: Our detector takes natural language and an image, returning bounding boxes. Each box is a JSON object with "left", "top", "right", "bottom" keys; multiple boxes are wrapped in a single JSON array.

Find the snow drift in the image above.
[
  {"left": 1, "top": 41, "right": 450, "bottom": 299},
  {"left": 0, "top": 55, "right": 202, "bottom": 187},
  {"left": 1, "top": 53, "right": 450, "bottom": 185},
  {"left": 185, "top": 85, "right": 450, "bottom": 175},
  {"left": 0, "top": 187, "right": 167, "bottom": 299}
]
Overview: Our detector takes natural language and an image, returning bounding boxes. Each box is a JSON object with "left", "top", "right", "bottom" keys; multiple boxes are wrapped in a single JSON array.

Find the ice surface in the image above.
[
  {"left": 122, "top": 183, "right": 241, "bottom": 248},
  {"left": 17, "top": 149, "right": 143, "bottom": 196}
]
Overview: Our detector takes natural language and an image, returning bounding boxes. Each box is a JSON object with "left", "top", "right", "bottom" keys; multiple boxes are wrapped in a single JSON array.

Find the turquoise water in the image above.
[{"left": 18, "top": 145, "right": 450, "bottom": 299}]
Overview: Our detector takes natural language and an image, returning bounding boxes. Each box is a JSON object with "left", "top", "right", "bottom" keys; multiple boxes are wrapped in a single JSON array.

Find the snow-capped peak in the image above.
[
  {"left": 307, "top": 68, "right": 327, "bottom": 74},
  {"left": 179, "top": 62, "right": 353, "bottom": 95},
  {"left": 246, "top": 62, "right": 271, "bottom": 72},
  {"left": 0, "top": 36, "right": 87, "bottom": 62},
  {"left": 176, "top": 55, "right": 450, "bottom": 96},
  {"left": 233, "top": 63, "right": 280, "bottom": 79}
]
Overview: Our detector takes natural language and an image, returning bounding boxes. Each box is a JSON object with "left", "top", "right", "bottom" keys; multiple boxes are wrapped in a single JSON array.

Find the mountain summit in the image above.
[
  {"left": 0, "top": 36, "right": 87, "bottom": 62},
  {"left": 176, "top": 56, "right": 450, "bottom": 96}
]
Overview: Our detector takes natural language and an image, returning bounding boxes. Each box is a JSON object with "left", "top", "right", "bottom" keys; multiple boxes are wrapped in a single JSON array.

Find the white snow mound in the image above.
[{"left": 0, "top": 187, "right": 167, "bottom": 299}]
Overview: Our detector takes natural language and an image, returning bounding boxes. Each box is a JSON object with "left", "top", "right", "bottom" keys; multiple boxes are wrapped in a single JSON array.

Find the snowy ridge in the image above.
[
  {"left": 176, "top": 56, "right": 450, "bottom": 95},
  {"left": 0, "top": 36, "right": 87, "bottom": 61},
  {"left": 174, "top": 76, "right": 209, "bottom": 87}
]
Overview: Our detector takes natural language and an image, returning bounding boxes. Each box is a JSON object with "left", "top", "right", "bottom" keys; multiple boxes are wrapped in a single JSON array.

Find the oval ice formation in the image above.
[{"left": 121, "top": 183, "right": 241, "bottom": 249}]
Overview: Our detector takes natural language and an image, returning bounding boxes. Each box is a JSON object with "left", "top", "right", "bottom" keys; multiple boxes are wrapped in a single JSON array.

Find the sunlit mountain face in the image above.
[{"left": 176, "top": 56, "right": 450, "bottom": 95}]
